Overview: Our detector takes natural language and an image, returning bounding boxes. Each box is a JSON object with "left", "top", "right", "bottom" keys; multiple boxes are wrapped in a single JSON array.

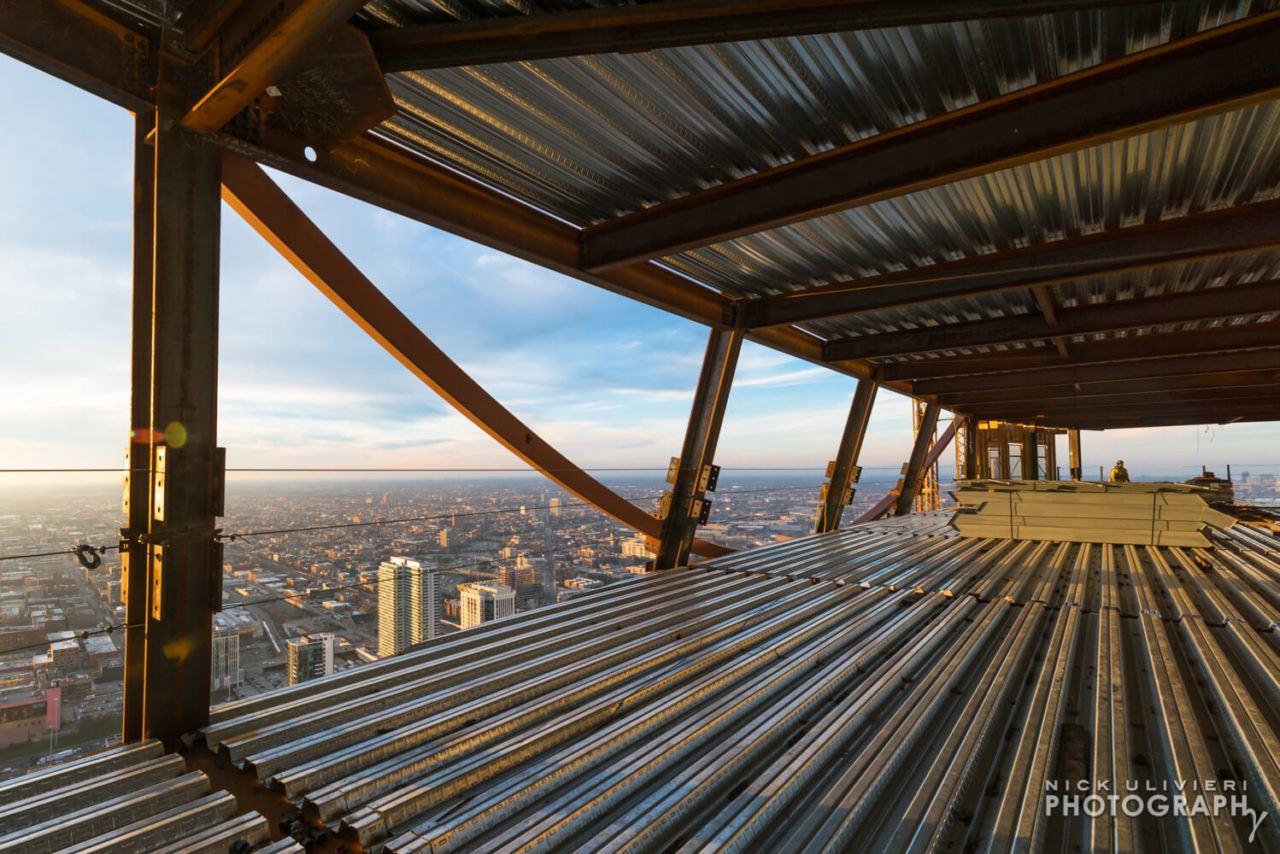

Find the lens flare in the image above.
[{"left": 164, "top": 421, "right": 188, "bottom": 448}]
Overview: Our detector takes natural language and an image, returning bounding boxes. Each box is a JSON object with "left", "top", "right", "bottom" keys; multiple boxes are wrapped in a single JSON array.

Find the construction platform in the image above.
[{"left": 2, "top": 508, "right": 1278, "bottom": 853}]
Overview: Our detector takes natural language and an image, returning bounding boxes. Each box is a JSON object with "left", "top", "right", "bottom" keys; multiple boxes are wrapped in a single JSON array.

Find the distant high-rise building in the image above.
[
  {"left": 437, "top": 527, "right": 453, "bottom": 548},
  {"left": 378, "top": 557, "right": 440, "bottom": 657},
  {"left": 410, "top": 566, "right": 440, "bottom": 646},
  {"left": 621, "top": 535, "right": 651, "bottom": 558},
  {"left": 211, "top": 627, "right": 241, "bottom": 693},
  {"left": 549, "top": 497, "right": 561, "bottom": 517},
  {"left": 499, "top": 564, "right": 519, "bottom": 588},
  {"left": 539, "top": 553, "right": 556, "bottom": 604},
  {"left": 459, "top": 582, "right": 516, "bottom": 629},
  {"left": 286, "top": 632, "right": 335, "bottom": 685}
]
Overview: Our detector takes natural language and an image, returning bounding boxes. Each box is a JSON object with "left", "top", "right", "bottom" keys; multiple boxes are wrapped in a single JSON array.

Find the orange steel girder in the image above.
[
  {"left": 220, "top": 153, "right": 730, "bottom": 559},
  {"left": 180, "top": 0, "right": 367, "bottom": 134}
]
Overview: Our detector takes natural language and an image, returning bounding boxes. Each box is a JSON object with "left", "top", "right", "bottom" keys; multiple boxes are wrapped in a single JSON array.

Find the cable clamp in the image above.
[{"left": 72, "top": 544, "right": 105, "bottom": 570}]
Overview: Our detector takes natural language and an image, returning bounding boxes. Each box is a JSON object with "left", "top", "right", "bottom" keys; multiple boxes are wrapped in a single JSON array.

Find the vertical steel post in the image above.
[
  {"left": 122, "top": 112, "right": 154, "bottom": 743},
  {"left": 137, "top": 46, "right": 224, "bottom": 745},
  {"left": 998, "top": 427, "right": 1011, "bottom": 479},
  {"left": 963, "top": 419, "right": 978, "bottom": 480},
  {"left": 1068, "top": 428, "right": 1083, "bottom": 480},
  {"left": 1025, "top": 429, "right": 1039, "bottom": 480},
  {"left": 815, "top": 378, "right": 877, "bottom": 534},
  {"left": 894, "top": 401, "right": 940, "bottom": 516},
  {"left": 654, "top": 323, "right": 742, "bottom": 569}
]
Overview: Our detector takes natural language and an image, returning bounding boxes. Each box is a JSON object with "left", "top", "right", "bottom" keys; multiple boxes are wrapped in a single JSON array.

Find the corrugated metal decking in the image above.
[
  {"left": 0, "top": 511, "right": 1275, "bottom": 851},
  {"left": 0, "top": 740, "right": 292, "bottom": 853},
  {"left": 186, "top": 511, "right": 1280, "bottom": 853}
]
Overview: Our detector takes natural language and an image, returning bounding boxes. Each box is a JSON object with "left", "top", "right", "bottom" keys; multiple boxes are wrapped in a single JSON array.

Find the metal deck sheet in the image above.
[{"left": 190, "top": 512, "right": 1280, "bottom": 853}]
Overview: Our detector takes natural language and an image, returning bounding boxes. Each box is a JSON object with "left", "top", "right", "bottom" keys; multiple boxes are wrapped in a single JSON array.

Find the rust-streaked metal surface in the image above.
[
  {"left": 179, "top": 0, "right": 369, "bottom": 134},
  {"left": 175, "top": 510, "right": 1280, "bottom": 853}
]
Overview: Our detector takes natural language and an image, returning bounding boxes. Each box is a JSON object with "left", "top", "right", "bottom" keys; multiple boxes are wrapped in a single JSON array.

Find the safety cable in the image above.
[
  {"left": 0, "top": 484, "right": 825, "bottom": 564},
  {"left": 0, "top": 466, "right": 840, "bottom": 473},
  {"left": 0, "top": 622, "right": 140, "bottom": 657}
]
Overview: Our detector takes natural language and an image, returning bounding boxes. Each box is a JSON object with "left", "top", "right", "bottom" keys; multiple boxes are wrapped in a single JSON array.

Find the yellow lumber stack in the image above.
[{"left": 950, "top": 480, "right": 1235, "bottom": 546}]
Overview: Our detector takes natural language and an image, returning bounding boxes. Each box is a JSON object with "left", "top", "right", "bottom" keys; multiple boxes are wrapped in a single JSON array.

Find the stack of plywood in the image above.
[{"left": 950, "top": 480, "right": 1236, "bottom": 546}]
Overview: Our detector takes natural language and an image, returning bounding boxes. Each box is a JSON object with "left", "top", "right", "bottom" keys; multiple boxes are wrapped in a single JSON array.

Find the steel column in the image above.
[
  {"left": 894, "top": 401, "right": 941, "bottom": 517},
  {"left": 136, "top": 49, "right": 224, "bottom": 745},
  {"left": 815, "top": 378, "right": 878, "bottom": 533},
  {"left": 655, "top": 324, "right": 743, "bottom": 569},
  {"left": 1068, "top": 429, "right": 1083, "bottom": 480},
  {"left": 1025, "top": 430, "right": 1040, "bottom": 480},
  {"left": 122, "top": 112, "right": 154, "bottom": 744},
  {"left": 962, "top": 419, "right": 978, "bottom": 480}
]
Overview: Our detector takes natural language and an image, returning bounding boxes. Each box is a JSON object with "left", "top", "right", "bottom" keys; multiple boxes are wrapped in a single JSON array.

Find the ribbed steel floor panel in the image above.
[
  {"left": 0, "top": 739, "right": 288, "bottom": 853},
  {"left": 189, "top": 512, "right": 1280, "bottom": 853},
  {"left": 1, "top": 512, "right": 1274, "bottom": 851}
]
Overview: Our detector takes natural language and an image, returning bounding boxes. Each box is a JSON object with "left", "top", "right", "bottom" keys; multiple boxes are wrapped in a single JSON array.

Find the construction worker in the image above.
[{"left": 1109, "top": 459, "right": 1130, "bottom": 483}]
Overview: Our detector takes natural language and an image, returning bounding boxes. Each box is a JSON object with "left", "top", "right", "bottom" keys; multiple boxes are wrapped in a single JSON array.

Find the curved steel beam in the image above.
[{"left": 220, "top": 152, "right": 730, "bottom": 558}]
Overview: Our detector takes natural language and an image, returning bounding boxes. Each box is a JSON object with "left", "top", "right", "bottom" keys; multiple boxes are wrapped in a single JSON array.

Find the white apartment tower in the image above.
[
  {"left": 378, "top": 556, "right": 440, "bottom": 657},
  {"left": 459, "top": 582, "right": 516, "bottom": 629},
  {"left": 286, "top": 632, "right": 335, "bottom": 685},
  {"left": 210, "top": 627, "right": 241, "bottom": 694}
]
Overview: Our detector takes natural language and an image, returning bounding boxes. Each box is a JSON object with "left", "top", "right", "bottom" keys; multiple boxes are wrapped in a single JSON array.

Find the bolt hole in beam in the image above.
[
  {"left": 303, "top": 145, "right": 318, "bottom": 163},
  {"left": 219, "top": 152, "right": 730, "bottom": 558}
]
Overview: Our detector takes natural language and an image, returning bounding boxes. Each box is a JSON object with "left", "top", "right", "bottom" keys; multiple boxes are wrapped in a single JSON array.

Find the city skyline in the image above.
[{"left": 1, "top": 54, "right": 1277, "bottom": 484}]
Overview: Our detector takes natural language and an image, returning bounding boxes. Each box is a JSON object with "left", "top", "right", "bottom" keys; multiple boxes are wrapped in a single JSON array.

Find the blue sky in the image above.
[{"left": 0, "top": 53, "right": 1273, "bottom": 483}]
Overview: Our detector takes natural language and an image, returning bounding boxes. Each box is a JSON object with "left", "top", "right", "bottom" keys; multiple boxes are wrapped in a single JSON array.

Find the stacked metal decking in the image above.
[
  {"left": 188, "top": 511, "right": 1279, "bottom": 853},
  {"left": 952, "top": 481, "right": 1238, "bottom": 547},
  {"left": 0, "top": 739, "right": 298, "bottom": 853}
]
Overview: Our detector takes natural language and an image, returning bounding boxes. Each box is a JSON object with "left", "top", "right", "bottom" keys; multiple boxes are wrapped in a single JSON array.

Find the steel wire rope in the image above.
[{"left": 0, "top": 485, "right": 825, "bottom": 563}]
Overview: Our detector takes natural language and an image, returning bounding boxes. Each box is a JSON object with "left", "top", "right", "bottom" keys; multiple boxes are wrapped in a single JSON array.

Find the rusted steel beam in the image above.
[
  {"left": 139, "top": 48, "right": 223, "bottom": 746},
  {"left": 122, "top": 111, "right": 154, "bottom": 744},
  {"left": 176, "top": 0, "right": 250, "bottom": 54},
  {"left": 0, "top": 0, "right": 155, "bottom": 111},
  {"left": 1026, "top": 404, "right": 1280, "bottom": 429},
  {"left": 180, "top": 0, "right": 366, "bottom": 133},
  {"left": 878, "top": 323, "right": 1280, "bottom": 381},
  {"left": 824, "top": 278, "right": 1280, "bottom": 362},
  {"left": 220, "top": 153, "right": 729, "bottom": 559},
  {"left": 1067, "top": 428, "right": 1082, "bottom": 480},
  {"left": 581, "top": 12, "right": 1280, "bottom": 271},
  {"left": 814, "top": 378, "right": 877, "bottom": 534},
  {"left": 371, "top": 0, "right": 1159, "bottom": 72},
  {"left": 894, "top": 401, "right": 941, "bottom": 516},
  {"left": 951, "top": 385, "right": 1270, "bottom": 413},
  {"left": 1069, "top": 411, "right": 1280, "bottom": 429},
  {"left": 654, "top": 325, "right": 743, "bottom": 569},
  {"left": 231, "top": 130, "right": 872, "bottom": 389},
  {"left": 939, "top": 371, "right": 1280, "bottom": 407},
  {"left": 752, "top": 198, "right": 1280, "bottom": 330},
  {"left": 913, "top": 349, "right": 1280, "bottom": 395},
  {"left": 975, "top": 399, "right": 1280, "bottom": 423},
  {"left": 259, "top": 135, "right": 728, "bottom": 322}
]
